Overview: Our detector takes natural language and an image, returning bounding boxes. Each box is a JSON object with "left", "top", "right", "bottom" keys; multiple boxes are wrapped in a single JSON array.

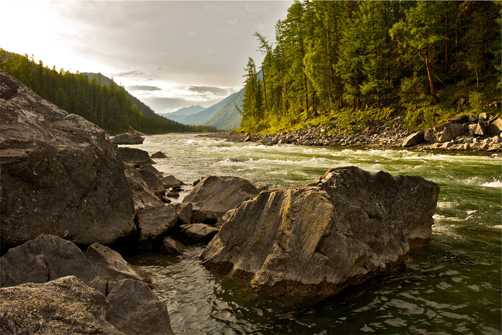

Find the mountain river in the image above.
[{"left": 125, "top": 133, "right": 501, "bottom": 335}]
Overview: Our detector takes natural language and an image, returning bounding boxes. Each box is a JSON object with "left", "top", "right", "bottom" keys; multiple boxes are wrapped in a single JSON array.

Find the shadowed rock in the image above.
[
  {"left": 0, "top": 70, "right": 135, "bottom": 253},
  {"left": 0, "top": 235, "right": 95, "bottom": 287},
  {"left": 107, "top": 279, "right": 174, "bottom": 335},
  {"left": 183, "top": 175, "right": 259, "bottom": 218}
]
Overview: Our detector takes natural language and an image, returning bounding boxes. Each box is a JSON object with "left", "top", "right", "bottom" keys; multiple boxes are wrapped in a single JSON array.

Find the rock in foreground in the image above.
[
  {"left": 0, "top": 276, "right": 123, "bottom": 335},
  {"left": 202, "top": 166, "right": 439, "bottom": 299},
  {"left": 0, "top": 70, "right": 135, "bottom": 253}
]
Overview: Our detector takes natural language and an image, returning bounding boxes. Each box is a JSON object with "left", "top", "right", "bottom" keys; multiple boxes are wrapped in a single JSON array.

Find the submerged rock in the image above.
[
  {"left": 0, "top": 70, "right": 135, "bottom": 253},
  {"left": 202, "top": 166, "right": 439, "bottom": 299}
]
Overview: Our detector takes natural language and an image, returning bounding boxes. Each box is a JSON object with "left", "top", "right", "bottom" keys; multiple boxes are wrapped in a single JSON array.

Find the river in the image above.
[{"left": 125, "top": 133, "right": 501, "bottom": 335}]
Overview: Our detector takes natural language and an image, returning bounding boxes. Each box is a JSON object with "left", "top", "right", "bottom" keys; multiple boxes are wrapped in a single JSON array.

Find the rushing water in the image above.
[{"left": 126, "top": 133, "right": 501, "bottom": 335}]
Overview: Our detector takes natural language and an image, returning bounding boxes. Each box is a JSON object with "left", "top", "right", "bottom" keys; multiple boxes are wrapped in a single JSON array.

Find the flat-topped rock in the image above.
[{"left": 111, "top": 132, "right": 145, "bottom": 145}]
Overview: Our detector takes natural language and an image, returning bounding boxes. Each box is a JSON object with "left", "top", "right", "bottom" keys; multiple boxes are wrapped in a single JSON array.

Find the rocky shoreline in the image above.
[{"left": 200, "top": 114, "right": 502, "bottom": 153}]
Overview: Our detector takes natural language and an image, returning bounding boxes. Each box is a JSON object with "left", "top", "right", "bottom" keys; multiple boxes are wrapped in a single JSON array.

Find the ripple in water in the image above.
[{"left": 125, "top": 134, "right": 501, "bottom": 334}]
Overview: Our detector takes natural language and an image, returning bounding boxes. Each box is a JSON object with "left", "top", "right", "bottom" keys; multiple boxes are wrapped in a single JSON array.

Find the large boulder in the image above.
[
  {"left": 0, "top": 235, "right": 95, "bottom": 287},
  {"left": 0, "top": 70, "right": 135, "bottom": 253},
  {"left": 202, "top": 166, "right": 439, "bottom": 299},
  {"left": 183, "top": 176, "right": 260, "bottom": 217},
  {"left": 0, "top": 276, "right": 124, "bottom": 335},
  {"left": 111, "top": 132, "right": 145, "bottom": 145}
]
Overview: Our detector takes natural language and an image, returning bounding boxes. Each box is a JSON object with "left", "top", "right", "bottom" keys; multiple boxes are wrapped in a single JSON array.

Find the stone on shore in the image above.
[
  {"left": 0, "top": 276, "right": 124, "bottom": 335},
  {"left": 202, "top": 166, "right": 439, "bottom": 299},
  {"left": 160, "top": 236, "right": 187, "bottom": 255},
  {"left": 124, "top": 166, "right": 164, "bottom": 212},
  {"left": 183, "top": 175, "right": 260, "bottom": 217},
  {"left": 181, "top": 224, "right": 220, "bottom": 244},
  {"left": 0, "top": 70, "right": 136, "bottom": 253},
  {"left": 402, "top": 131, "right": 424, "bottom": 147},
  {"left": 161, "top": 175, "right": 185, "bottom": 189},
  {"left": 0, "top": 235, "right": 95, "bottom": 287},
  {"left": 117, "top": 147, "right": 154, "bottom": 166},
  {"left": 106, "top": 279, "right": 174, "bottom": 335},
  {"left": 111, "top": 132, "right": 145, "bottom": 145},
  {"left": 85, "top": 243, "right": 142, "bottom": 282},
  {"left": 135, "top": 205, "right": 178, "bottom": 252}
]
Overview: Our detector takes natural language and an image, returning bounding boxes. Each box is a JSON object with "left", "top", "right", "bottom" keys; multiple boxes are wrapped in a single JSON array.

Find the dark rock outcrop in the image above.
[
  {"left": 111, "top": 132, "right": 145, "bottom": 145},
  {"left": 161, "top": 175, "right": 185, "bottom": 189},
  {"left": 160, "top": 236, "right": 186, "bottom": 255},
  {"left": 117, "top": 147, "right": 154, "bottom": 167},
  {"left": 85, "top": 242, "right": 142, "bottom": 282},
  {"left": 106, "top": 279, "right": 174, "bottom": 335},
  {"left": 0, "top": 70, "right": 136, "bottom": 253},
  {"left": 202, "top": 166, "right": 439, "bottom": 299},
  {"left": 0, "top": 236, "right": 174, "bottom": 335},
  {"left": 0, "top": 235, "right": 95, "bottom": 287},
  {"left": 181, "top": 224, "right": 220, "bottom": 244},
  {"left": 183, "top": 175, "right": 260, "bottom": 217},
  {"left": 0, "top": 276, "right": 124, "bottom": 335},
  {"left": 136, "top": 205, "right": 178, "bottom": 252},
  {"left": 124, "top": 166, "right": 164, "bottom": 212}
]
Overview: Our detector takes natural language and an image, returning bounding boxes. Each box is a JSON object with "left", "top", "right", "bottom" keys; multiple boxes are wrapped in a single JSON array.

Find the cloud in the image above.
[
  {"left": 127, "top": 85, "right": 161, "bottom": 92},
  {"left": 188, "top": 86, "right": 229, "bottom": 96}
]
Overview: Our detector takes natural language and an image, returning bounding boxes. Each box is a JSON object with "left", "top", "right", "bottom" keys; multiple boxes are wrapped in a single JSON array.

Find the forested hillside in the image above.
[
  {"left": 241, "top": 1, "right": 501, "bottom": 134},
  {"left": 0, "top": 50, "right": 216, "bottom": 135}
]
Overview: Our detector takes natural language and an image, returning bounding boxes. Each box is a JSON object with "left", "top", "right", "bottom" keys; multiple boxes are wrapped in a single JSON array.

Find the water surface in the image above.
[{"left": 127, "top": 133, "right": 501, "bottom": 334}]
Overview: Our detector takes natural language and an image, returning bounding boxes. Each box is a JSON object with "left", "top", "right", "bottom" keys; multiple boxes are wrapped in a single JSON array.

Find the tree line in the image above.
[
  {"left": 241, "top": 0, "right": 501, "bottom": 133},
  {"left": 0, "top": 50, "right": 216, "bottom": 134}
]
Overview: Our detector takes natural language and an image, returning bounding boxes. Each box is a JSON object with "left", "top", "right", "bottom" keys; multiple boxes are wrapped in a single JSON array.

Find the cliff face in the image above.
[{"left": 0, "top": 70, "right": 136, "bottom": 253}]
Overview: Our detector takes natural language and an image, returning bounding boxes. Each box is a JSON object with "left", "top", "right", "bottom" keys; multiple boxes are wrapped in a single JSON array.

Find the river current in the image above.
[{"left": 125, "top": 133, "right": 501, "bottom": 335}]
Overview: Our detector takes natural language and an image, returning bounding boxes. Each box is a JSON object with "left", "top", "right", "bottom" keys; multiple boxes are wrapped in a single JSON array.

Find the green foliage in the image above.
[
  {"left": 240, "top": 0, "right": 501, "bottom": 134},
  {"left": 0, "top": 50, "right": 215, "bottom": 134},
  {"left": 468, "top": 91, "right": 486, "bottom": 115}
]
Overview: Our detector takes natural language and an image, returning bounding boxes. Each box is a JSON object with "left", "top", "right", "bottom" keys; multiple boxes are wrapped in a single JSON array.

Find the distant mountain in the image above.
[
  {"left": 160, "top": 105, "right": 206, "bottom": 123},
  {"left": 82, "top": 73, "right": 159, "bottom": 119},
  {"left": 202, "top": 88, "right": 244, "bottom": 130},
  {"left": 166, "top": 89, "right": 244, "bottom": 130}
]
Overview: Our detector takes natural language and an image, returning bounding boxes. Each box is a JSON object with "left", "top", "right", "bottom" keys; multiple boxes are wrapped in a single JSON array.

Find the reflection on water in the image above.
[{"left": 126, "top": 134, "right": 501, "bottom": 334}]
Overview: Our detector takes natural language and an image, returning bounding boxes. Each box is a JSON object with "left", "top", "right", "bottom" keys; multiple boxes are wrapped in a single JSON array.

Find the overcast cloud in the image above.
[{"left": 2, "top": 0, "right": 293, "bottom": 113}]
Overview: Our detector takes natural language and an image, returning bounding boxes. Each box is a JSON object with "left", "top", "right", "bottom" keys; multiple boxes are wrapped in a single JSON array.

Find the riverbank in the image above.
[{"left": 202, "top": 114, "right": 502, "bottom": 154}]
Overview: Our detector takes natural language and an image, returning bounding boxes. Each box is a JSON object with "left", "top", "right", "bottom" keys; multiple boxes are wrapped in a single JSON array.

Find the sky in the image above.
[{"left": 2, "top": 0, "right": 293, "bottom": 114}]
